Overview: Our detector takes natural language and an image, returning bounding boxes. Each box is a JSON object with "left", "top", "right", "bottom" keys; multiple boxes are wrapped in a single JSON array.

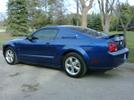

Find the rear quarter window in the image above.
[{"left": 70, "top": 27, "right": 107, "bottom": 38}]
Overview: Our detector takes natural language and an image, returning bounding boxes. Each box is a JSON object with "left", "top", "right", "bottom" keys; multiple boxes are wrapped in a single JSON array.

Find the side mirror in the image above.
[
  {"left": 26, "top": 35, "right": 38, "bottom": 41},
  {"left": 26, "top": 35, "right": 32, "bottom": 41}
]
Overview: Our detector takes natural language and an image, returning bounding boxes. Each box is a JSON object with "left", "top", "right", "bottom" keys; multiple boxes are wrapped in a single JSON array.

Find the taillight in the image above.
[{"left": 108, "top": 42, "right": 118, "bottom": 52}]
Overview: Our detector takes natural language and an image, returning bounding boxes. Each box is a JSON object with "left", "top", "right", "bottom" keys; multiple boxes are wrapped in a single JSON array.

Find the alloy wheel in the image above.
[
  {"left": 5, "top": 49, "right": 15, "bottom": 63},
  {"left": 65, "top": 56, "right": 81, "bottom": 76}
]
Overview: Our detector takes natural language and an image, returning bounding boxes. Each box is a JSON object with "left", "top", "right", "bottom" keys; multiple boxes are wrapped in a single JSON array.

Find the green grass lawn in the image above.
[
  {"left": 0, "top": 31, "right": 134, "bottom": 63},
  {"left": 126, "top": 33, "right": 134, "bottom": 63},
  {"left": 0, "top": 32, "right": 15, "bottom": 48}
]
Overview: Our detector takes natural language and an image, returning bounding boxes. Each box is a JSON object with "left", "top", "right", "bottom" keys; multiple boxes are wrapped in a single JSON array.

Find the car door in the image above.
[{"left": 18, "top": 28, "right": 59, "bottom": 65}]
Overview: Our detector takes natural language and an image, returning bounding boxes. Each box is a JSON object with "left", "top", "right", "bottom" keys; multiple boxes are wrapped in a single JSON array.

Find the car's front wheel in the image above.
[
  {"left": 63, "top": 53, "right": 87, "bottom": 78},
  {"left": 4, "top": 47, "right": 18, "bottom": 65}
]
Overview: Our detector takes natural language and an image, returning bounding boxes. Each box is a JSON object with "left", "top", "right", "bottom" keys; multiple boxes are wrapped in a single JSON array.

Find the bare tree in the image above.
[
  {"left": 115, "top": 0, "right": 134, "bottom": 35},
  {"left": 98, "top": 0, "right": 116, "bottom": 33},
  {"left": 80, "top": 0, "right": 94, "bottom": 27}
]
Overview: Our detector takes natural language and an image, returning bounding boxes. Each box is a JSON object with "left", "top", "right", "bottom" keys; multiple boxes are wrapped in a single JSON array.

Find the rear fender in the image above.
[{"left": 62, "top": 46, "right": 90, "bottom": 65}]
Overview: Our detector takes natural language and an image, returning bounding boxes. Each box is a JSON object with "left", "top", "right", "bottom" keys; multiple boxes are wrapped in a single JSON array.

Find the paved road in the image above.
[{"left": 0, "top": 51, "right": 134, "bottom": 100}]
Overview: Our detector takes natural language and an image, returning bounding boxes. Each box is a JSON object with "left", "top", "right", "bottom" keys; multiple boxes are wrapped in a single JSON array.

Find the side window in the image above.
[{"left": 33, "top": 29, "right": 58, "bottom": 40}]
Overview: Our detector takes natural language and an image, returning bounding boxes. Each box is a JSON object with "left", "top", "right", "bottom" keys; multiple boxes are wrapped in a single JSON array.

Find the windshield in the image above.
[{"left": 71, "top": 27, "right": 108, "bottom": 38}]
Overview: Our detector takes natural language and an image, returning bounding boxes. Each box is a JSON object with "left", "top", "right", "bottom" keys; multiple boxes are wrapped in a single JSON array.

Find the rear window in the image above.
[{"left": 71, "top": 27, "right": 107, "bottom": 38}]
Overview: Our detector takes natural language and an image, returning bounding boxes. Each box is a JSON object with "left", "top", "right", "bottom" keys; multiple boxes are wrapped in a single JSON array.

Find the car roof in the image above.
[{"left": 45, "top": 25, "right": 83, "bottom": 29}]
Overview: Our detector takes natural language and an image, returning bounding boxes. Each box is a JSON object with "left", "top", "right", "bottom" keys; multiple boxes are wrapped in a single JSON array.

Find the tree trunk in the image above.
[
  {"left": 120, "top": 18, "right": 127, "bottom": 40},
  {"left": 123, "top": 27, "right": 127, "bottom": 40},
  {"left": 123, "top": 27, "right": 127, "bottom": 34},
  {"left": 102, "top": 15, "right": 110, "bottom": 33},
  {"left": 76, "top": 0, "right": 79, "bottom": 26},
  {"left": 81, "top": 9, "right": 87, "bottom": 28}
]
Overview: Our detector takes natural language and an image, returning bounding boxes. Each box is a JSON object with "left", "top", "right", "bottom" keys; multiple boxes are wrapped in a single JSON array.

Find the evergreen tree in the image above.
[
  {"left": 31, "top": 10, "right": 48, "bottom": 29},
  {"left": 87, "top": 13, "right": 102, "bottom": 31},
  {"left": 7, "top": 0, "right": 29, "bottom": 36},
  {"left": 26, "top": 0, "right": 66, "bottom": 29}
]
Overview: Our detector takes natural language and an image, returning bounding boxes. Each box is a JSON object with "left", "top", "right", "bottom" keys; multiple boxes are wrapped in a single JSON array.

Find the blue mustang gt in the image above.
[{"left": 3, "top": 25, "right": 129, "bottom": 78}]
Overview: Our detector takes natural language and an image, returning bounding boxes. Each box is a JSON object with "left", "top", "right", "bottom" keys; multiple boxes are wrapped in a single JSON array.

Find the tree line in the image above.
[{"left": 6, "top": 0, "right": 134, "bottom": 36}]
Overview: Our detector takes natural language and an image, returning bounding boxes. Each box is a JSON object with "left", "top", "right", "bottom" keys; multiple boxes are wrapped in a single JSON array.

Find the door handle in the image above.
[{"left": 46, "top": 42, "right": 50, "bottom": 45}]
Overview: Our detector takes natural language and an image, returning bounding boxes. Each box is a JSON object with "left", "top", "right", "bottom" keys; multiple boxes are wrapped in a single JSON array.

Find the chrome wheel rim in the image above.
[
  {"left": 5, "top": 49, "right": 14, "bottom": 63},
  {"left": 65, "top": 56, "right": 81, "bottom": 76}
]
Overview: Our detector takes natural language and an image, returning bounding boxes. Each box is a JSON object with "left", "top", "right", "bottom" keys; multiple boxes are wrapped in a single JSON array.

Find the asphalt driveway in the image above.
[{"left": 0, "top": 50, "right": 134, "bottom": 100}]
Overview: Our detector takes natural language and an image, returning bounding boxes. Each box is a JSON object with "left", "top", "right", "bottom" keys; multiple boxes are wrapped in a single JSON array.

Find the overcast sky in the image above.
[
  {"left": 0, "top": 0, "right": 8, "bottom": 13},
  {"left": 0, "top": 0, "right": 134, "bottom": 14}
]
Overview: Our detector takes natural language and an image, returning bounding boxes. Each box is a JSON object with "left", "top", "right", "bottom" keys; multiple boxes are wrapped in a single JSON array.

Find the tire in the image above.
[
  {"left": 4, "top": 47, "right": 18, "bottom": 65},
  {"left": 63, "top": 52, "right": 87, "bottom": 78}
]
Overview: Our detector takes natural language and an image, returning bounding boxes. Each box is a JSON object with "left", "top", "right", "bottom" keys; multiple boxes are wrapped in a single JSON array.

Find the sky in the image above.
[
  {"left": 65, "top": 0, "right": 134, "bottom": 13},
  {"left": 0, "top": 0, "right": 8, "bottom": 13},
  {"left": 0, "top": 0, "right": 134, "bottom": 14}
]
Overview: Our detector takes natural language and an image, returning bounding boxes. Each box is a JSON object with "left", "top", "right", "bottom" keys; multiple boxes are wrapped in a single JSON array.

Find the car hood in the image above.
[{"left": 7, "top": 37, "right": 26, "bottom": 44}]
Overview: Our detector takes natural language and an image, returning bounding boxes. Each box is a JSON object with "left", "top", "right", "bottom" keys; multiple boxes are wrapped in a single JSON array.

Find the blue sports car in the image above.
[{"left": 3, "top": 25, "right": 129, "bottom": 78}]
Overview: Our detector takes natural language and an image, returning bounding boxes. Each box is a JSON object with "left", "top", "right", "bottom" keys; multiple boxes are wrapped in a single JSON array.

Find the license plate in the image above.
[
  {"left": 115, "top": 36, "right": 124, "bottom": 41},
  {"left": 124, "top": 54, "right": 127, "bottom": 60}
]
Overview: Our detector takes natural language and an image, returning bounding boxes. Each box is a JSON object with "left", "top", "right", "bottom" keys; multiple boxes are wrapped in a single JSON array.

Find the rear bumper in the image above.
[
  {"left": 108, "top": 48, "right": 129, "bottom": 56},
  {"left": 88, "top": 48, "right": 129, "bottom": 70},
  {"left": 108, "top": 48, "right": 129, "bottom": 67}
]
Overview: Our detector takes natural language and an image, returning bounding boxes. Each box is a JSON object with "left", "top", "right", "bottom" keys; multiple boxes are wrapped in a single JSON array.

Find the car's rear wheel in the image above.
[
  {"left": 4, "top": 47, "right": 18, "bottom": 65},
  {"left": 63, "top": 53, "right": 87, "bottom": 78}
]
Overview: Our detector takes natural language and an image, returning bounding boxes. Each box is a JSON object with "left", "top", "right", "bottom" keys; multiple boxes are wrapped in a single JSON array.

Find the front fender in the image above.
[{"left": 2, "top": 42, "right": 17, "bottom": 56}]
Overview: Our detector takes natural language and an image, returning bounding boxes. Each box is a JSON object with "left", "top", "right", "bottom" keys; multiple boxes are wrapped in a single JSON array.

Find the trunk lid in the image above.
[{"left": 103, "top": 34, "right": 126, "bottom": 50}]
